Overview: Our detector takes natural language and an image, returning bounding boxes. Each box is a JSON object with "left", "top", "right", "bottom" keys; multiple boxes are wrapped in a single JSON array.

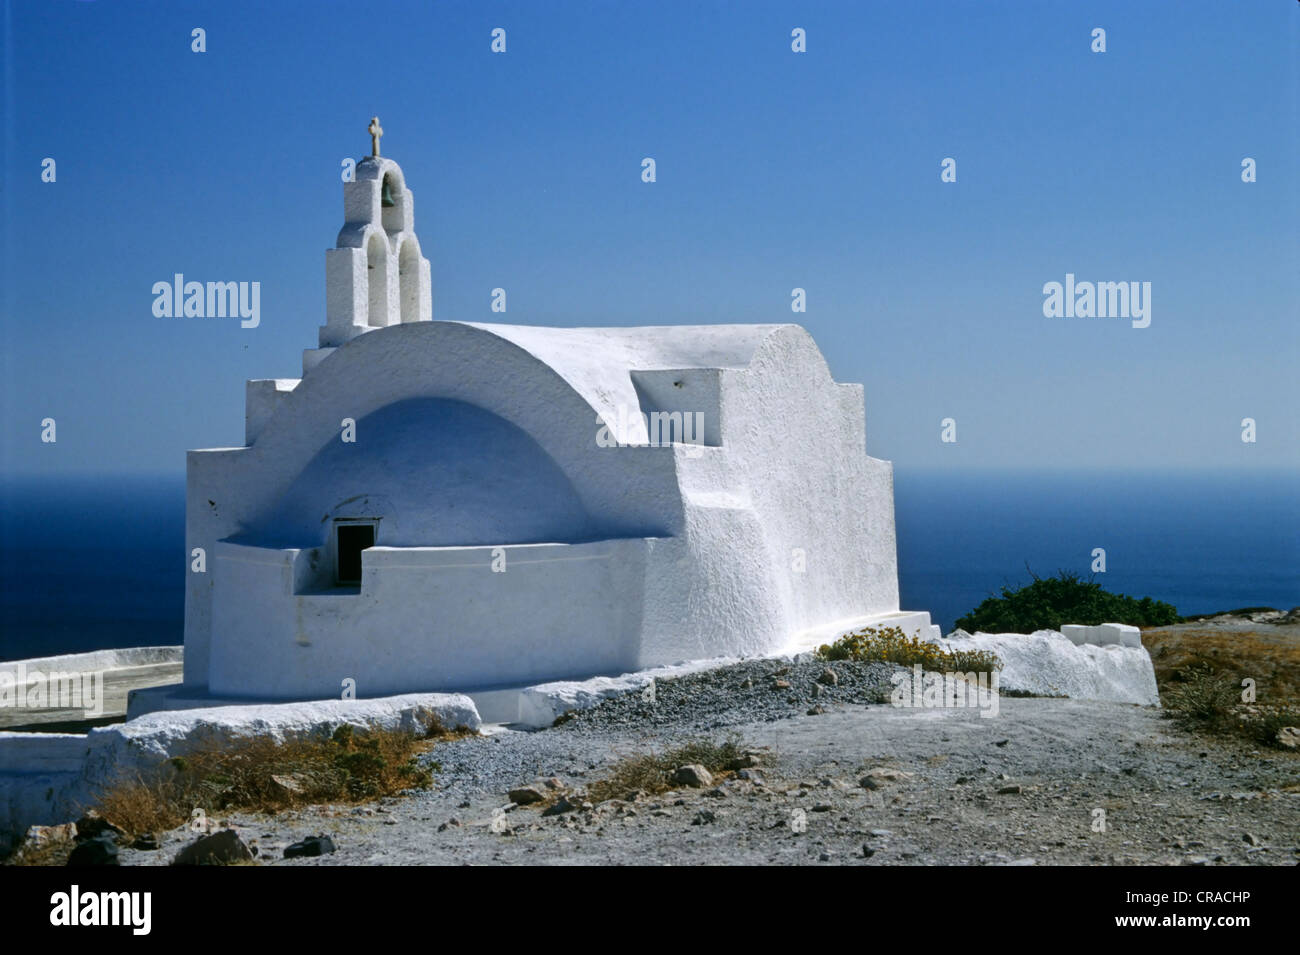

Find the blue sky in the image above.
[{"left": 3, "top": 0, "right": 1297, "bottom": 475}]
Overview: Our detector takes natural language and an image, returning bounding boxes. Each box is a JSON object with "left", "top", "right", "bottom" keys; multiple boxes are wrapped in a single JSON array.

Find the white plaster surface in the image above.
[
  {"left": 936, "top": 630, "right": 1160, "bottom": 706},
  {"left": 188, "top": 317, "right": 908, "bottom": 698},
  {"left": 1061, "top": 623, "right": 1143, "bottom": 648},
  {"left": 1061, "top": 624, "right": 1090, "bottom": 646},
  {"left": 1099, "top": 622, "right": 1143, "bottom": 648},
  {"left": 320, "top": 156, "right": 430, "bottom": 350}
]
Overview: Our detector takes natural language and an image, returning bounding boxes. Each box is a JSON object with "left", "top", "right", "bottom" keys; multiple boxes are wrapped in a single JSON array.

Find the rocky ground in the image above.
[{"left": 104, "top": 651, "right": 1299, "bottom": 867}]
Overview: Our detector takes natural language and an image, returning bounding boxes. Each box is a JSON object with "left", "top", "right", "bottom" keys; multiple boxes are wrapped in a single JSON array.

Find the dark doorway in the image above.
[{"left": 335, "top": 523, "right": 375, "bottom": 585}]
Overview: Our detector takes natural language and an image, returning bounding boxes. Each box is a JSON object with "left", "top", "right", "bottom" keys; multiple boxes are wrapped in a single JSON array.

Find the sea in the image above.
[{"left": 0, "top": 469, "right": 1295, "bottom": 662}]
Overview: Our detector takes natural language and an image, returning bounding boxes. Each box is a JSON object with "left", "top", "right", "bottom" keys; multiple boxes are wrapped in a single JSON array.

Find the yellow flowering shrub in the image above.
[{"left": 817, "top": 625, "right": 1002, "bottom": 673}]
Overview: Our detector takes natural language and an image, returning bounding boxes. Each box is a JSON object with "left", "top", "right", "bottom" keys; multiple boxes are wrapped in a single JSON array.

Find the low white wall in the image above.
[
  {"left": 0, "top": 692, "right": 479, "bottom": 838},
  {"left": 790, "top": 610, "right": 940, "bottom": 653},
  {"left": 0, "top": 733, "right": 88, "bottom": 775},
  {"left": 208, "top": 539, "right": 650, "bottom": 699},
  {"left": 938, "top": 629, "right": 1159, "bottom": 706},
  {"left": 0, "top": 646, "right": 181, "bottom": 678},
  {"left": 1061, "top": 623, "right": 1143, "bottom": 647}
]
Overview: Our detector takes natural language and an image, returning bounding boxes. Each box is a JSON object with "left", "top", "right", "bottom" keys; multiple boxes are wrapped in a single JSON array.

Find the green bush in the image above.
[{"left": 954, "top": 571, "right": 1178, "bottom": 634}]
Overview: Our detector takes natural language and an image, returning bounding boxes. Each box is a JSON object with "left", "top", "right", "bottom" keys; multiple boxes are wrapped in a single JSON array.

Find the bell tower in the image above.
[{"left": 304, "top": 117, "right": 433, "bottom": 374}]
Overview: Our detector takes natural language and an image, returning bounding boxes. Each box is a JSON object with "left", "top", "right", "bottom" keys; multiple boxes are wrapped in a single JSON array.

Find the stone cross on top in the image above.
[{"left": 368, "top": 116, "right": 383, "bottom": 157}]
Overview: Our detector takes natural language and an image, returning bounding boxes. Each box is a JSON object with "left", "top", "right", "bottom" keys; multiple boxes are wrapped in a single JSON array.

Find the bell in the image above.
[{"left": 381, "top": 178, "right": 396, "bottom": 208}]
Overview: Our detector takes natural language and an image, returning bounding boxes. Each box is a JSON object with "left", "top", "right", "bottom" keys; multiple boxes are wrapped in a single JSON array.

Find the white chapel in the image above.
[{"left": 176, "top": 121, "right": 937, "bottom": 709}]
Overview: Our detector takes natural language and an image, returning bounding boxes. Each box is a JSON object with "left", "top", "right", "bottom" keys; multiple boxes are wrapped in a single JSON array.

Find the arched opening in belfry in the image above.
[
  {"left": 366, "top": 231, "right": 389, "bottom": 327},
  {"left": 398, "top": 239, "right": 419, "bottom": 324},
  {"left": 381, "top": 173, "right": 405, "bottom": 235}
]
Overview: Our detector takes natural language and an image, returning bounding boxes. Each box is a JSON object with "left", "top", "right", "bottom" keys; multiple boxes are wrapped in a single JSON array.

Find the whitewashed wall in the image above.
[{"left": 185, "top": 322, "right": 909, "bottom": 700}]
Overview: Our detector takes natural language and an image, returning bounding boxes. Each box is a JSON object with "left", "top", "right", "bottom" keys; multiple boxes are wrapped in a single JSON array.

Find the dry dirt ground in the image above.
[
  {"left": 19, "top": 617, "right": 1300, "bottom": 866},
  {"left": 118, "top": 683, "right": 1299, "bottom": 866},
  {"left": 1143, "top": 617, "right": 1300, "bottom": 703}
]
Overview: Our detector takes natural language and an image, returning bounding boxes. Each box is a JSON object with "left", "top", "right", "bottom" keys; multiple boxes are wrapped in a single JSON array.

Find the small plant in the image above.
[
  {"left": 1244, "top": 707, "right": 1300, "bottom": 748},
  {"left": 91, "top": 722, "right": 463, "bottom": 838},
  {"left": 817, "top": 625, "right": 1002, "bottom": 675},
  {"left": 95, "top": 771, "right": 190, "bottom": 836},
  {"left": 587, "top": 736, "right": 747, "bottom": 804},
  {"left": 1161, "top": 663, "right": 1238, "bottom": 731},
  {"left": 954, "top": 570, "right": 1178, "bottom": 634},
  {"left": 1161, "top": 663, "right": 1300, "bottom": 749}
]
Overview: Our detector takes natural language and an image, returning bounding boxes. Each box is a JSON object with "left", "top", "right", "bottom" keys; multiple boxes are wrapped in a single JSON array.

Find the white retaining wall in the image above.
[
  {"left": 0, "top": 646, "right": 181, "bottom": 678},
  {"left": 0, "top": 692, "right": 479, "bottom": 839},
  {"left": 937, "top": 627, "right": 1159, "bottom": 706}
]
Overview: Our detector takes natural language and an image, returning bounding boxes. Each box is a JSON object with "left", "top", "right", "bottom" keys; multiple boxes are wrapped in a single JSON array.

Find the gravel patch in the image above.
[{"left": 550, "top": 656, "right": 899, "bottom": 733}]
